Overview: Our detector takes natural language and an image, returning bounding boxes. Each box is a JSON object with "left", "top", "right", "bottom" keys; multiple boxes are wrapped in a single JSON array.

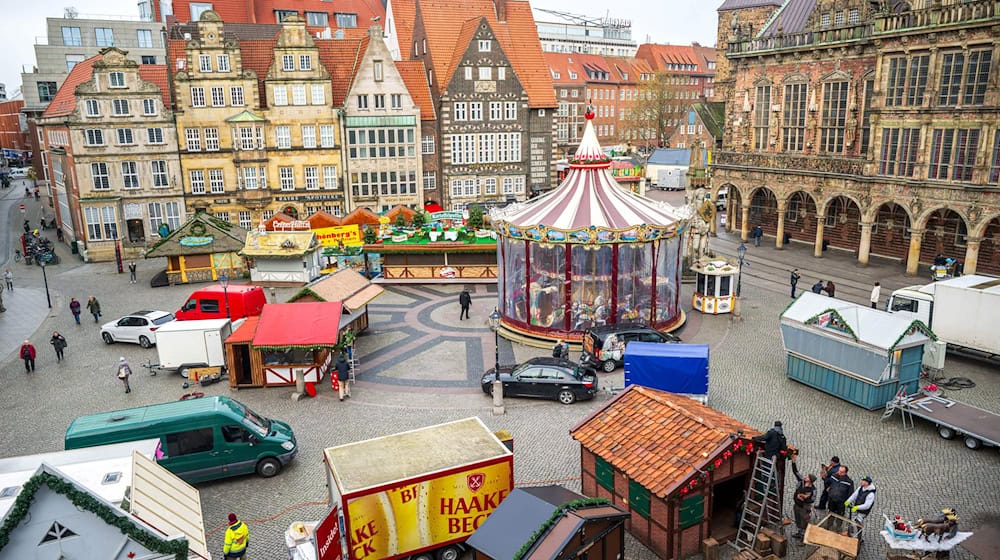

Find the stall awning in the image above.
[
  {"left": 226, "top": 316, "right": 260, "bottom": 345},
  {"left": 251, "top": 302, "right": 342, "bottom": 349},
  {"left": 129, "top": 451, "right": 210, "bottom": 559},
  {"left": 344, "top": 284, "right": 384, "bottom": 312}
]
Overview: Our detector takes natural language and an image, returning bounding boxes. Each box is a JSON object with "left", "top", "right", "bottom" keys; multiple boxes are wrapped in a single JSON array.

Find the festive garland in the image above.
[
  {"left": 189, "top": 222, "right": 208, "bottom": 237},
  {"left": 673, "top": 440, "right": 756, "bottom": 501},
  {"left": 513, "top": 497, "right": 611, "bottom": 560},
  {"left": 0, "top": 471, "right": 189, "bottom": 558}
]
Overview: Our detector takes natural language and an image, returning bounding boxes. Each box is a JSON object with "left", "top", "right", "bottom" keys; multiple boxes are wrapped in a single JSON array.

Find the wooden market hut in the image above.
[
  {"left": 779, "top": 292, "right": 934, "bottom": 410},
  {"left": 570, "top": 385, "right": 767, "bottom": 559},
  {"left": 286, "top": 268, "right": 384, "bottom": 334},
  {"left": 305, "top": 210, "right": 342, "bottom": 228},
  {"left": 224, "top": 302, "right": 342, "bottom": 388},
  {"left": 340, "top": 207, "right": 380, "bottom": 227},
  {"left": 467, "top": 485, "right": 629, "bottom": 560},
  {"left": 144, "top": 212, "right": 248, "bottom": 285},
  {"left": 240, "top": 230, "right": 322, "bottom": 285}
]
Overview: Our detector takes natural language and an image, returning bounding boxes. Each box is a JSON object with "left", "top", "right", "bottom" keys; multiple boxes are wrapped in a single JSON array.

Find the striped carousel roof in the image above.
[{"left": 492, "top": 114, "right": 684, "bottom": 232}]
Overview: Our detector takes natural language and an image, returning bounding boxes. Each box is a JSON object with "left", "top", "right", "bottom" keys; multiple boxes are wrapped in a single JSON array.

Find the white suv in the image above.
[{"left": 101, "top": 310, "right": 175, "bottom": 348}]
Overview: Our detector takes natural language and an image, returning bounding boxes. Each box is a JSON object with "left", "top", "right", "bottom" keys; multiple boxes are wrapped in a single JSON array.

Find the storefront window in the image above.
[
  {"left": 570, "top": 245, "right": 612, "bottom": 330},
  {"left": 262, "top": 348, "right": 314, "bottom": 365},
  {"left": 655, "top": 239, "right": 680, "bottom": 324},
  {"left": 616, "top": 244, "right": 652, "bottom": 323},
  {"left": 528, "top": 242, "right": 565, "bottom": 328},
  {"left": 503, "top": 238, "right": 527, "bottom": 322}
]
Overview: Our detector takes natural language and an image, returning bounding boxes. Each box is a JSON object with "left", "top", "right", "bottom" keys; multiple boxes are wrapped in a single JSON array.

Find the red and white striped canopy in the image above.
[{"left": 493, "top": 118, "right": 683, "bottom": 231}]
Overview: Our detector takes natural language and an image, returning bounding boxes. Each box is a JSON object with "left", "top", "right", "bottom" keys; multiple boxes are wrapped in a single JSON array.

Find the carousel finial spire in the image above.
[{"left": 571, "top": 105, "right": 609, "bottom": 167}]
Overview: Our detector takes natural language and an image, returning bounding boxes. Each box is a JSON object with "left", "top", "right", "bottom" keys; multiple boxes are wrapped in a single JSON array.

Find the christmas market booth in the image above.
[
  {"left": 466, "top": 485, "right": 629, "bottom": 560},
  {"left": 144, "top": 212, "right": 248, "bottom": 285},
  {"left": 224, "top": 301, "right": 343, "bottom": 388},
  {"left": 287, "top": 268, "right": 384, "bottom": 335},
  {"left": 571, "top": 385, "right": 767, "bottom": 559},
  {"left": 490, "top": 113, "right": 686, "bottom": 343},
  {"left": 240, "top": 229, "right": 322, "bottom": 285},
  {"left": 690, "top": 258, "right": 739, "bottom": 315},
  {"left": 780, "top": 292, "right": 934, "bottom": 410}
]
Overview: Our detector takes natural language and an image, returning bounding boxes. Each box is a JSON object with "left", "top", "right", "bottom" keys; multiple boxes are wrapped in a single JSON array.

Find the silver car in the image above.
[{"left": 101, "top": 310, "right": 175, "bottom": 348}]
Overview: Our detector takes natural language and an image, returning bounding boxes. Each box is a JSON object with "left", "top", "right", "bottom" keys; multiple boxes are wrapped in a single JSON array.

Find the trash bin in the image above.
[
  {"left": 783, "top": 233, "right": 791, "bottom": 244},
  {"left": 822, "top": 239, "right": 830, "bottom": 251},
  {"left": 71, "top": 241, "right": 79, "bottom": 254}
]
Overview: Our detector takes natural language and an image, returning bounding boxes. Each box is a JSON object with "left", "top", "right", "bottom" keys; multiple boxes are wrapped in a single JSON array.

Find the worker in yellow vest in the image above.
[{"left": 223, "top": 513, "right": 249, "bottom": 558}]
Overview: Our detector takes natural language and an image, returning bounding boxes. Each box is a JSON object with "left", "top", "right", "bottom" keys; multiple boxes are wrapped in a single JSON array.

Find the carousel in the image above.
[{"left": 490, "top": 109, "right": 687, "bottom": 343}]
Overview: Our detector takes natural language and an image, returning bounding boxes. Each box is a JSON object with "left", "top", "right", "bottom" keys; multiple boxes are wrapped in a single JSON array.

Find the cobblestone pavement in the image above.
[{"left": 1, "top": 198, "right": 997, "bottom": 559}]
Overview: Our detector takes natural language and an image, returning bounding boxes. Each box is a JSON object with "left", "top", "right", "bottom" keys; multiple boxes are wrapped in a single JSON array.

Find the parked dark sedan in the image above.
[{"left": 481, "top": 357, "right": 598, "bottom": 405}]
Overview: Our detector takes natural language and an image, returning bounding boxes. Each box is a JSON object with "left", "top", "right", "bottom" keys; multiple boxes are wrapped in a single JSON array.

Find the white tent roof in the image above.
[
  {"left": 781, "top": 292, "right": 933, "bottom": 351},
  {"left": 130, "top": 451, "right": 211, "bottom": 559}
]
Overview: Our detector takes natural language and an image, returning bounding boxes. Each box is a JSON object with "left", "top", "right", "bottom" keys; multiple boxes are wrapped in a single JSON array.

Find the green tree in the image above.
[
  {"left": 412, "top": 211, "right": 427, "bottom": 229},
  {"left": 618, "top": 72, "right": 687, "bottom": 150},
  {"left": 467, "top": 205, "right": 484, "bottom": 230},
  {"left": 395, "top": 213, "right": 407, "bottom": 228},
  {"left": 363, "top": 227, "right": 377, "bottom": 244}
]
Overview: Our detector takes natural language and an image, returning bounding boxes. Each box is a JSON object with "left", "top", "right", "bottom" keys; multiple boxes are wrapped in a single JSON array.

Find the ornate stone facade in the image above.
[{"left": 714, "top": 0, "right": 1000, "bottom": 276}]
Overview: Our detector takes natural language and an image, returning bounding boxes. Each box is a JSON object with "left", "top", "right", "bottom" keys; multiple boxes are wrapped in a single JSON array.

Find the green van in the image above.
[{"left": 65, "top": 396, "right": 297, "bottom": 483}]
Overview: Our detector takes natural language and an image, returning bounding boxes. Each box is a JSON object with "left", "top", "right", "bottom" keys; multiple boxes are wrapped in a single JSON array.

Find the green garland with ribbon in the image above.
[
  {"left": 0, "top": 471, "right": 189, "bottom": 558},
  {"left": 513, "top": 497, "right": 611, "bottom": 560}
]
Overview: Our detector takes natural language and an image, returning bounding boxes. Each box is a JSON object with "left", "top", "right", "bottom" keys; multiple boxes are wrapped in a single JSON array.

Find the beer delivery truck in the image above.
[{"left": 286, "top": 418, "right": 514, "bottom": 560}]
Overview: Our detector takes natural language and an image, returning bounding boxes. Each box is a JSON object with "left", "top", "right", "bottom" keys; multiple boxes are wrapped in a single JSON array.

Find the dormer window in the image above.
[
  {"left": 109, "top": 72, "right": 125, "bottom": 88},
  {"left": 821, "top": 12, "right": 831, "bottom": 27},
  {"left": 478, "top": 40, "right": 491, "bottom": 52},
  {"left": 199, "top": 54, "right": 212, "bottom": 72},
  {"left": 282, "top": 55, "right": 294, "bottom": 71},
  {"left": 299, "top": 55, "right": 312, "bottom": 70}
]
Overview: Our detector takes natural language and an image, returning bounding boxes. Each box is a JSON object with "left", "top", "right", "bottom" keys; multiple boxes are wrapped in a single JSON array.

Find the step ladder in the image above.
[
  {"left": 347, "top": 345, "right": 358, "bottom": 383},
  {"left": 881, "top": 388, "right": 914, "bottom": 430},
  {"left": 733, "top": 453, "right": 783, "bottom": 551}
]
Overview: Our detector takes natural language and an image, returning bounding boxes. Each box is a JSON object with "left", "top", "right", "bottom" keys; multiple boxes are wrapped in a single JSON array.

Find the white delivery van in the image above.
[{"left": 153, "top": 318, "right": 241, "bottom": 378}]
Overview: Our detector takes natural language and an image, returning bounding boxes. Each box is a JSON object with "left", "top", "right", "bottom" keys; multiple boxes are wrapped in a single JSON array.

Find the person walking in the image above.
[
  {"left": 753, "top": 225, "right": 764, "bottom": 247},
  {"left": 845, "top": 476, "right": 877, "bottom": 538},
  {"left": 69, "top": 297, "right": 82, "bottom": 325},
  {"left": 752, "top": 420, "right": 788, "bottom": 459},
  {"left": 87, "top": 296, "right": 102, "bottom": 323},
  {"left": 790, "top": 269, "right": 801, "bottom": 298},
  {"left": 23, "top": 219, "right": 30, "bottom": 234},
  {"left": 552, "top": 339, "right": 569, "bottom": 360},
  {"left": 811, "top": 280, "right": 825, "bottom": 294},
  {"left": 223, "top": 513, "right": 249, "bottom": 559},
  {"left": 824, "top": 280, "right": 836, "bottom": 298},
  {"left": 458, "top": 289, "right": 472, "bottom": 320},
  {"left": 790, "top": 454, "right": 816, "bottom": 539},
  {"left": 870, "top": 282, "right": 881, "bottom": 310},
  {"left": 117, "top": 357, "right": 132, "bottom": 393},
  {"left": 50, "top": 332, "right": 67, "bottom": 362},
  {"left": 19, "top": 340, "right": 37, "bottom": 373},
  {"left": 825, "top": 465, "right": 855, "bottom": 532},
  {"left": 335, "top": 354, "right": 351, "bottom": 401},
  {"left": 3, "top": 268, "right": 12, "bottom": 291},
  {"left": 817, "top": 456, "right": 841, "bottom": 510},
  {"left": 128, "top": 261, "right": 137, "bottom": 284}
]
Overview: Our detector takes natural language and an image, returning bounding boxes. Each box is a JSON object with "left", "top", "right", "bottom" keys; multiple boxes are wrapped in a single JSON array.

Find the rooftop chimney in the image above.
[{"left": 493, "top": 0, "right": 506, "bottom": 22}]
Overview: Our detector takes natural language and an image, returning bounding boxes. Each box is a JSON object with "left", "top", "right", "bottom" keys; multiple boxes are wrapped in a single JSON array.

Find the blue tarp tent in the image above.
[{"left": 623, "top": 342, "right": 710, "bottom": 403}]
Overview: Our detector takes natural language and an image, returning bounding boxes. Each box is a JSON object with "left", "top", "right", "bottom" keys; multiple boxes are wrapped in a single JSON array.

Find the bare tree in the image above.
[{"left": 618, "top": 72, "right": 688, "bottom": 152}]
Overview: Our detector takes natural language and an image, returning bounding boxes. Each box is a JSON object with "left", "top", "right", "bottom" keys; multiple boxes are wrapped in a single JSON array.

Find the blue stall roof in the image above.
[
  {"left": 781, "top": 292, "right": 934, "bottom": 351},
  {"left": 624, "top": 342, "right": 710, "bottom": 398}
]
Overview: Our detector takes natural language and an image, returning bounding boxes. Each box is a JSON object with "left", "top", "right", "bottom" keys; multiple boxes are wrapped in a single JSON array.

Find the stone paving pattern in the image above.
[{"left": 1, "top": 185, "right": 997, "bottom": 560}]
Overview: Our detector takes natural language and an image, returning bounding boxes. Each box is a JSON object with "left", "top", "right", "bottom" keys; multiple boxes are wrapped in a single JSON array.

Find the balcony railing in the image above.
[
  {"left": 713, "top": 150, "right": 866, "bottom": 176},
  {"left": 876, "top": 0, "right": 997, "bottom": 33},
  {"left": 232, "top": 148, "right": 268, "bottom": 163},
  {"left": 727, "top": 23, "right": 871, "bottom": 55}
]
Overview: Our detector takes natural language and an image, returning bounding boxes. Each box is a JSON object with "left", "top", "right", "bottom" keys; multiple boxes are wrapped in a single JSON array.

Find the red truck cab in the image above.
[{"left": 175, "top": 285, "right": 266, "bottom": 321}]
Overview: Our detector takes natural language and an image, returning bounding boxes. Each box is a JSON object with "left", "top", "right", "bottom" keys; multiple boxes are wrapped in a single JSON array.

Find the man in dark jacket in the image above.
[
  {"left": 790, "top": 455, "right": 816, "bottom": 539},
  {"left": 825, "top": 465, "right": 855, "bottom": 531},
  {"left": 752, "top": 421, "right": 787, "bottom": 458},
  {"left": 335, "top": 354, "right": 351, "bottom": 401},
  {"left": 817, "top": 456, "right": 841, "bottom": 510},
  {"left": 552, "top": 339, "right": 569, "bottom": 360},
  {"left": 459, "top": 290, "right": 472, "bottom": 320},
  {"left": 811, "top": 280, "right": 825, "bottom": 294}
]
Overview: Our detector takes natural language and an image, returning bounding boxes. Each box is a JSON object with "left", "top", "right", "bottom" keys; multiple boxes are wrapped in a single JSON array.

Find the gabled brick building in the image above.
[{"left": 386, "top": 0, "right": 557, "bottom": 209}]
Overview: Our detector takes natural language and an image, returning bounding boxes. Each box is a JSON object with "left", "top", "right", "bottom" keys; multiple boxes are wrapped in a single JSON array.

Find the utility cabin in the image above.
[
  {"left": 571, "top": 385, "right": 770, "bottom": 559},
  {"left": 780, "top": 292, "right": 934, "bottom": 410},
  {"left": 467, "top": 485, "right": 629, "bottom": 560}
]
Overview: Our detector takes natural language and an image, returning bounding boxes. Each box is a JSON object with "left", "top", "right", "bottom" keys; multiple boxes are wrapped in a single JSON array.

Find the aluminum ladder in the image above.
[{"left": 733, "top": 453, "right": 783, "bottom": 551}]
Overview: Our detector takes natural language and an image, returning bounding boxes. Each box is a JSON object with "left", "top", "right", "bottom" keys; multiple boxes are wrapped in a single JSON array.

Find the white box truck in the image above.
[
  {"left": 152, "top": 318, "right": 239, "bottom": 378},
  {"left": 887, "top": 275, "right": 1000, "bottom": 358}
]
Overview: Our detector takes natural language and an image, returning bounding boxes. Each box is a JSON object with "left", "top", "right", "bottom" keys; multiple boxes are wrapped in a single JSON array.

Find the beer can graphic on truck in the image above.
[{"left": 346, "top": 460, "right": 512, "bottom": 560}]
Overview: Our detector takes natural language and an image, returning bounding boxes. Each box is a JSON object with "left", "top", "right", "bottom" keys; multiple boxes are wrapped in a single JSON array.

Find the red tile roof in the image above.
[
  {"left": 238, "top": 39, "right": 280, "bottom": 106},
  {"left": 416, "top": 0, "right": 555, "bottom": 107},
  {"left": 316, "top": 35, "right": 370, "bottom": 107},
  {"left": 543, "top": 53, "right": 584, "bottom": 86},
  {"left": 138, "top": 65, "right": 173, "bottom": 109},
  {"left": 340, "top": 207, "right": 380, "bottom": 226},
  {"left": 571, "top": 385, "right": 760, "bottom": 499},
  {"left": 169, "top": 0, "right": 384, "bottom": 25},
  {"left": 636, "top": 43, "right": 715, "bottom": 75},
  {"left": 42, "top": 55, "right": 101, "bottom": 119},
  {"left": 396, "top": 60, "right": 436, "bottom": 120},
  {"left": 443, "top": 19, "right": 482, "bottom": 90},
  {"left": 389, "top": 0, "right": 418, "bottom": 61}
]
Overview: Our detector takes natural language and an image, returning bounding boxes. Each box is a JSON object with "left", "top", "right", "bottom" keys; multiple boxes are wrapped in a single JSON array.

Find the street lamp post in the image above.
[
  {"left": 487, "top": 307, "right": 504, "bottom": 415},
  {"left": 40, "top": 260, "right": 52, "bottom": 308},
  {"left": 733, "top": 242, "right": 747, "bottom": 320},
  {"left": 219, "top": 273, "right": 231, "bottom": 320}
]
